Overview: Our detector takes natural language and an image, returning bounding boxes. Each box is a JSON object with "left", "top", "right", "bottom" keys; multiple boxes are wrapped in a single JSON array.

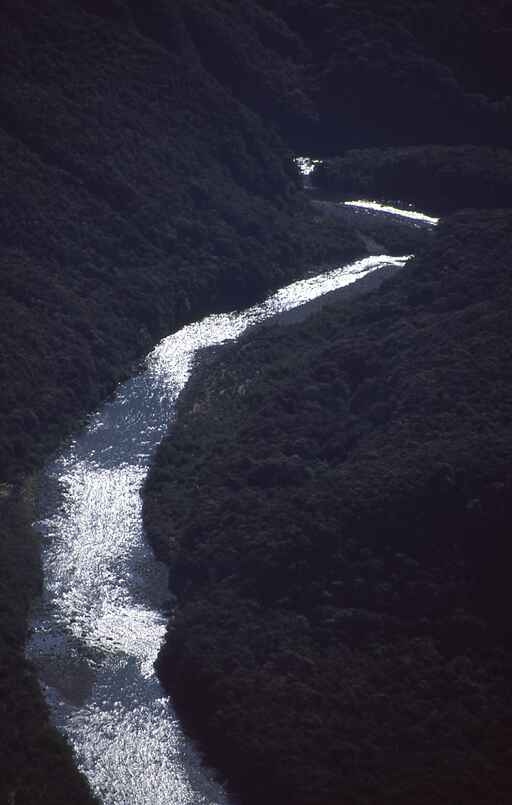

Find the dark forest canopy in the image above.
[
  {"left": 314, "top": 145, "right": 512, "bottom": 215},
  {"left": 145, "top": 209, "right": 512, "bottom": 805},
  {"left": 0, "top": 0, "right": 309, "bottom": 485},
  {"left": 1, "top": 2, "right": 349, "bottom": 800},
  {"left": 259, "top": 0, "right": 512, "bottom": 149},
  {"left": 1, "top": 0, "right": 512, "bottom": 802},
  {"left": 1, "top": 0, "right": 511, "bottom": 483}
]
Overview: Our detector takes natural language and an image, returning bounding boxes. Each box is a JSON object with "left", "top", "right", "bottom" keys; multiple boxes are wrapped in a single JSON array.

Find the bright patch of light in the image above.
[
  {"left": 295, "top": 156, "right": 323, "bottom": 175},
  {"left": 260, "top": 255, "right": 412, "bottom": 316},
  {"left": 344, "top": 199, "right": 439, "bottom": 224}
]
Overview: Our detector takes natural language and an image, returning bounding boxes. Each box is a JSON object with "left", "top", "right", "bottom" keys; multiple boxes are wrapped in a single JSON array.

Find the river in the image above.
[{"left": 28, "top": 184, "right": 435, "bottom": 804}]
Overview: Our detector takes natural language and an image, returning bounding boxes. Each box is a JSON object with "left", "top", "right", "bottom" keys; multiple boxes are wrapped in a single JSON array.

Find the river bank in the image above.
[{"left": 0, "top": 482, "right": 99, "bottom": 804}]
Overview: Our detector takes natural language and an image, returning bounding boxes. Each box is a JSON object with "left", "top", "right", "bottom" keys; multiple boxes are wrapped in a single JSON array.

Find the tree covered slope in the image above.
[
  {"left": 0, "top": 2, "right": 348, "bottom": 800},
  {"left": 314, "top": 146, "right": 512, "bottom": 215},
  {"left": 145, "top": 209, "right": 512, "bottom": 805},
  {"left": 261, "top": 0, "right": 512, "bottom": 149},
  {"left": 0, "top": 0, "right": 338, "bottom": 484},
  {"left": 2, "top": 0, "right": 512, "bottom": 801}
]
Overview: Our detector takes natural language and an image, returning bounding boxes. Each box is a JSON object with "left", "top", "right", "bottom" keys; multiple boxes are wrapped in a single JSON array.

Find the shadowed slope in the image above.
[{"left": 145, "top": 210, "right": 512, "bottom": 805}]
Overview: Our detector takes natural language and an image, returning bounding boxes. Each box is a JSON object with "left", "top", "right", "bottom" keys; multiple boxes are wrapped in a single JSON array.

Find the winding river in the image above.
[{"left": 28, "top": 177, "right": 436, "bottom": 804}]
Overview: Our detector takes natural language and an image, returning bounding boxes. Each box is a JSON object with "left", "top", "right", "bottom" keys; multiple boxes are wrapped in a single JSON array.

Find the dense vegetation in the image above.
[
  {"left": 260, "top": 0, "right": 512, "bottom": 149},
  {"left": 1, "top": 0, "right": 357, "bottom": 486},
  {"left": 2, "top": 0, "right": 512, "bottom": 801},
  {"left": 314, "top": 146, "right": 512, "bottom": 215},
  {"left": 145, "top": 210, "right": 512, "bottom": 805},
  {"left": 0, "top": 2, "right": 354, "bottom": 800},
  {"left": 0, "top": 488, "right": 99, "bottom": 805}
]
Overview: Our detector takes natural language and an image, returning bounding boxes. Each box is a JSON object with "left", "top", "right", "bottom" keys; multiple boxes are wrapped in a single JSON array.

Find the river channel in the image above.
[{"left": 28, "top": 189, "right": 434, "bottom": 803}]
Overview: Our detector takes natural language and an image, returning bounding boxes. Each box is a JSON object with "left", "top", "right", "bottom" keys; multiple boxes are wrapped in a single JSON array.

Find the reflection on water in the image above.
[
  {"left": 294, "top": 156, "right": 323, "bottom": 189},
  {"left": 28, "top": 253, "right": 412, "bottom": 804},
  {"left": 294, "top": 156, "right": 322, "bottom": 175},
  {"left": 343, "top": 200, "right": 439, "bottom": 224},
  {"left": 295, "top": 158, "right": 440, "bottom": 225}
]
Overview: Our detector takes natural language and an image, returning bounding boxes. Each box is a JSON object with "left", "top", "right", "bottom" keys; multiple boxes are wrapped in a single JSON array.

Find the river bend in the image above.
[{"left": 28, "top": 251, "right": 416, "bottom": 804}]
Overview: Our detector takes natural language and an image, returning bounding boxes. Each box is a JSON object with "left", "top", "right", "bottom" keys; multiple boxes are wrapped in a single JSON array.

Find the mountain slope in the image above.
[
  {"left": 0, "top": 3, "right": 352, "bottom": 800},
  {"left": 145, "top": 209, "right": 512, "bottom": 805},
  {"left": 2, "top": 0, "right": 512, "bottom": 801}
]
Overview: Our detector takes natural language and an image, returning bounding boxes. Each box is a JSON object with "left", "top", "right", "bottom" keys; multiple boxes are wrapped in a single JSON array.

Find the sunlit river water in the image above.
[{"left": 28, "top": 201, "right": 426, "bottom": 803}]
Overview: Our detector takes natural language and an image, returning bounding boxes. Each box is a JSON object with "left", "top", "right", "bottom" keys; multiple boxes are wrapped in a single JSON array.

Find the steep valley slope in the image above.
[{"left": 2, "top": 1, "right": 512, "bottom": 801}]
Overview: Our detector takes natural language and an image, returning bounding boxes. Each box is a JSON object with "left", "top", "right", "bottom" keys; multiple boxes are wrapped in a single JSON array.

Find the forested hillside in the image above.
[
  {"left": 261, "top": 0, "right": 512, "bottom": 149},
  {"left": 2, "top": 0, "right": 511, "bottom": 481},
  {"left": 0, "top": 2, "right": 351, "bottom": 800},
  {"left": 314, "top": 146, "right": 512, "bottom": 214},
  {"left": 2, "top": 0, "right": 512, "bottom": 802},
  {"left": 145, "top": 209, "right": 512, "bottom": 805},
  {"left": 0, "top": 0, "right": 331, "bottom": 485}
]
